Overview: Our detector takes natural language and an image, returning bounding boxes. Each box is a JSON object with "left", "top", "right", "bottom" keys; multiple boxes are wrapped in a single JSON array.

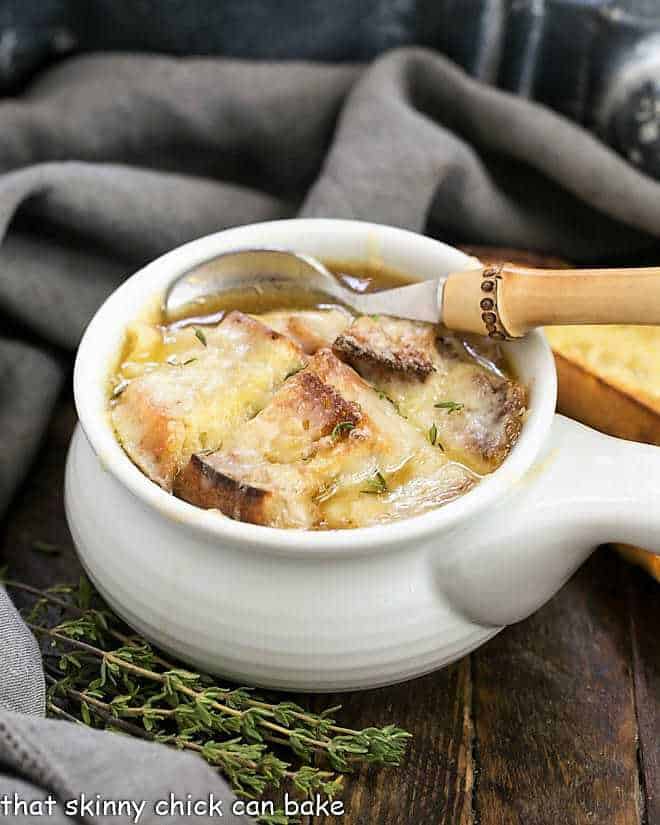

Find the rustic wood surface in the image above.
[{"left": 2, "top": 391, "right": 659, "bottom": 825}]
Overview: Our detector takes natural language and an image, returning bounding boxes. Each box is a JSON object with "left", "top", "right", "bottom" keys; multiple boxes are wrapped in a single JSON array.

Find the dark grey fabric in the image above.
[
  {"left": 0, "top": 586, "right": 45, "bottom": 716},
  {"left": 0, "top": 341, "right": 63, "bottom": 517},
  {"left": 2, "top": 46, "right": 660, "bottom": 819},
  {"left": 0, "top": 711, "right": 245, "bottom": 823}
]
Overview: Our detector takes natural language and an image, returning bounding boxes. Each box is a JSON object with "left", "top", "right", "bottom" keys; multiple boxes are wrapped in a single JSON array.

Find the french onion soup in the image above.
[{"left": 109, "top": 261, "right": 527, "bottom": 529}]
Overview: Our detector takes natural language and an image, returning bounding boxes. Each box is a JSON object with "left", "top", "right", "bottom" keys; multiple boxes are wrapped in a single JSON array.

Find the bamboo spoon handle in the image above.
[{"left": 442, "top": 264, "right": 660, "bottom": 339}]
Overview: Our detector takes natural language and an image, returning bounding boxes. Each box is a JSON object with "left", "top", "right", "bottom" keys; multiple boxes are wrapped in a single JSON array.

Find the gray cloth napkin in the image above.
[
  {"left": 0, "top": 711, "right": 245, "bottom": 824},
  {"left": 2, "top": 46, "right": 660, "bottom": 819}
]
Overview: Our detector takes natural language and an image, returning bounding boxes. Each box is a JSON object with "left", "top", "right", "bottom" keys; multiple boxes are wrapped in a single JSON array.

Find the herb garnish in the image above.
[
  {"left": 168, "top": 356, "right": 197, "bottom": 367},
  {"left": 377, "top": 390, "right": 406, "bottom": 417},
  {"left": 377, "top": 389, "right": 397, "bottom": 408},
  {"left": 3, "top": 575, "right": 411, "bottom": 823},
  {"left": 434, "top": 401, "right": 464, "bottom": 413},
  {"left": 428, "top": 423, "right": 438, "bottom": 446},
  {"left": 31, "top": 540, "right": 61, "bottom": 556},
  {"left": 284, "top": 366, "right": 304, "bottom": 380},
  {"left": 361, "top": 470, "right": 388, "bottom": 495},
  {"left": 332, "top": 421, "right": 355, "bottom": 439},
  {"left": 111, "top": 380, "right": 129, "bottom": 399},
  {"left": 194, "top": 327, "right": 208, "bottom": 346}
]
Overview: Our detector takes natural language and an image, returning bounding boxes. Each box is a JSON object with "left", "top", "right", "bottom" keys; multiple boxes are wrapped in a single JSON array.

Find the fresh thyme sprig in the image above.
[{"left": 4, "top": 577, "right": 411, "bottom": 823}]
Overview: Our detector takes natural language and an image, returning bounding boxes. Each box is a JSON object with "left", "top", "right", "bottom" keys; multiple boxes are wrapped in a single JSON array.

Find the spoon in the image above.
[{"left": 164, "top": 247, "right": 660, "bottom": 340}]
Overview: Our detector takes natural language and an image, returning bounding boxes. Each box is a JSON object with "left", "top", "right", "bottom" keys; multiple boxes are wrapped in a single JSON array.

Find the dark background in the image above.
[{"left": 2, "top": 0, "right": 660, "bottom": 177}]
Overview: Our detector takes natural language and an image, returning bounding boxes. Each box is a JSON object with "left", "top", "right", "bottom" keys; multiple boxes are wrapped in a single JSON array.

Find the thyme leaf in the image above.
[
  {"left": 361, "top": 470, "right": 388, "bottom": 495},
  {"left": 194, "top": 327, "right": 208, "bottom": 347},
  {"left": 31, "top": 540, "right": 62, "bottom": 556},
  {"left": 284, "top": 366, "right": 304, "bottom": 380},
  {"left": 376, "top": 390, "right": 406, "bottom": 418},
  {"left": 167, "top": 356, "right": 197, "bottom": 367},
  {"left": 434, "top": 400, "right": 464, "bottom": 413},
  {"left": 111, "top": 380, "right": 129, "bottom": 399},
  {"left": 428, "top": 423, "right": 438, "bottom": 446},
  {"left": 332, "top": 421, "right": 355, "bottom": 439}
]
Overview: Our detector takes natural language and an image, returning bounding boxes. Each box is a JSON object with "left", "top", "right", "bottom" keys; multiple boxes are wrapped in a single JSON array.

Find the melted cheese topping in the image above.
[
  {"left": 111, "top": 312, "right": 305, "bottom": 489},
  {"left": 333, "top": 317, "right": 525, "bottom": 474}
]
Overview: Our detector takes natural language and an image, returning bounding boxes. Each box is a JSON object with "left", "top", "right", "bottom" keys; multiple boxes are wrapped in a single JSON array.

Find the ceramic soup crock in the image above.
[{"left": 66, "top": 219, "right": 660, "bottom": 691}]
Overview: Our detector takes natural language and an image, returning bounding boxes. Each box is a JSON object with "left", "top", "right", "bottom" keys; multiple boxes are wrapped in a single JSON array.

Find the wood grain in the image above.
[
  {"left": 473, "top": 551, "right": 642, "bottom": 825},
  {"left": 628, "top": 566, "right": 660, "bottom": 825},
  {"left": 304, "top": 659, "right": 474, "bottom": 824}
]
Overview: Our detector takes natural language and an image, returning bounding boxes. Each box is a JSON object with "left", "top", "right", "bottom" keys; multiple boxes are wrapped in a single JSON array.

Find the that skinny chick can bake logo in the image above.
[{"left": 0, "top": 792, "right": 346, "bottom": 821}]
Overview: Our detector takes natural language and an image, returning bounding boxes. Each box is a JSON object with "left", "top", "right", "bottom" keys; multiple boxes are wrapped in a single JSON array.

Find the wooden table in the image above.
[{"left": 2, "top": 392, "right": 658, "bottom": 825}]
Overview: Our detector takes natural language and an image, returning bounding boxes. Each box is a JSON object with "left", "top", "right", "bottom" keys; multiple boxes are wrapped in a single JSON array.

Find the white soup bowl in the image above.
[{"left": 66, "top": 219, "right": 660, "bottom": 691}]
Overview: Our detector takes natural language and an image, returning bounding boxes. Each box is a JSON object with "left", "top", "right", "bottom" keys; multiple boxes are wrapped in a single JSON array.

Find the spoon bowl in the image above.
[{"left": 163, "top": 248, "right": 350, "bottom": 320}]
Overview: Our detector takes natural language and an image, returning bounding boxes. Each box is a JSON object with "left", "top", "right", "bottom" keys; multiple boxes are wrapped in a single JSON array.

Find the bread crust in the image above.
[
  {"left": 554, "top": 353, "right": 660, "bottom": 446},
  {"left": 174, "top": 454, "right": 271, "bottom": 525}
]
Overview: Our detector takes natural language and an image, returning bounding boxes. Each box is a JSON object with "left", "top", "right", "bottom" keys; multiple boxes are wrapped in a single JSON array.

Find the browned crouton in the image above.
[
  {"left": 112, "top": 311, "right": 306, "bottom": 490},
  {"left": 332, "top": 316, "right": 526, "bottom": 474}
]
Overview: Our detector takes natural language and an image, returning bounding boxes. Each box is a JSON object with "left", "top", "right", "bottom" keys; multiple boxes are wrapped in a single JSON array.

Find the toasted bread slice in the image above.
[
  {"left": 333, "top": 316, "right": 526, "bottom": 475},
  {"left": 546, "top": 325, "right": 660, "bottom": 582},
  {"left": 546, "top": 326, "right": 660, "bottom": 444},
  {"left": 255, "top": 309, "right": 351, "bottom": 353},
  {"left": 333, "top": 316, "right": 436, "bottom": 378},
  {"left": 175, "top": 349, "right": 475, "bottom": 528},
  {"left": 112, "top": 311, "right": 305, "bottom": 490}
]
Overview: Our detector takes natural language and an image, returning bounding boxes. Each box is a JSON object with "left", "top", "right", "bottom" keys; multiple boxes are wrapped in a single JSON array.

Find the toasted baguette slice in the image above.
[
  {"left": 255, "top": 309, "right": 351, "bottom": 353},
  {"left": 333, "top": 316, "right": 527, "bottom": 475},
  {"left": 546, "top": 326, "right": 660, "bottom": 444},
  {"left": 175, "top": 349, "right": 475, "bottom": 528},
  {"left": 546, "top": 325, "right": 660, "bottom": 582},
  {"left": 112, "top": 311, "right": 305, "bottom": 490}
]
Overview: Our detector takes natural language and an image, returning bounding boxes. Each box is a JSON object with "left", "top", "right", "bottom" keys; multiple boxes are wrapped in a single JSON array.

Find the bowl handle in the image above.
[{"left": 438, "top": 414, "right": 660, "bottom": 626}]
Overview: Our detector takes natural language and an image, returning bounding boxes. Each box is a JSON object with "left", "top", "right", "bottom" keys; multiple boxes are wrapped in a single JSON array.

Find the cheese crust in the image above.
[
  {"left": 111, "top": 312, "right": 305, "bottom": 490},
  {"left": 334, "top": 316, "right": 526, "bottom": 474},
  {"left": 174, "top": 349, "right": 475, "bottom": 528}
]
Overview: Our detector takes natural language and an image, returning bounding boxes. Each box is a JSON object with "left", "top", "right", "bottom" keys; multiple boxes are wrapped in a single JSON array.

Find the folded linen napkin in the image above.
[{"left": 1, "top": 47, "right": 660, "bottom": 819}]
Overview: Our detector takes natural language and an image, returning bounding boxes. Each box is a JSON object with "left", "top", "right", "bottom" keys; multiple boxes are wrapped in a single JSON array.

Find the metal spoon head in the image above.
[{"left": 163, "top": 248, "right": 348, "bottom": 322}]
